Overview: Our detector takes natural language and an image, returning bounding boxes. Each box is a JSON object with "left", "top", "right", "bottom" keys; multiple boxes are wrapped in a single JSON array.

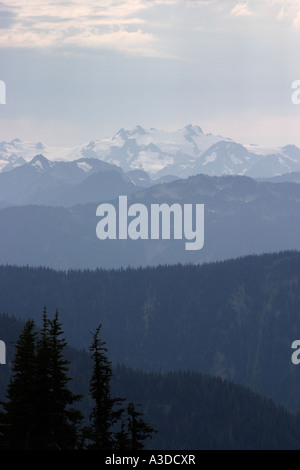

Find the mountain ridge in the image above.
[
  {"left": 1, "top": 172, "right": 300, "bottom": 268},
  {"left": 1, "top": 124, "right": 300, "bottom": 178},
  {"left": 1, "top": 312, "right": 300, "bottom": 450},
  {"left": 0, "top": 154, "right": 182, "bottom": 207},
  {"left": 1, "top": 251, "right": 300, "bottom": 412}
]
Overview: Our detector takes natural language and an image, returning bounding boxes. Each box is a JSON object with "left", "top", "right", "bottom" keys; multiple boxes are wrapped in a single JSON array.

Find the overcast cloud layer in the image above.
[{"left": 1, "top": 0, "right": 300, "bottom": 147}]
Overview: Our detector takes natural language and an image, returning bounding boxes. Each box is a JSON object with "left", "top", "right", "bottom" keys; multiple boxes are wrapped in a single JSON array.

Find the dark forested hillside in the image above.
[
  {"left": 111, "top": 366, "right": 300, "bottom": 450},
  {"left": 1, "top": 251, "right": 300, "bottom": 411},
  {"left": 1, "top": 313, "right": 300, "bottom": 450}
]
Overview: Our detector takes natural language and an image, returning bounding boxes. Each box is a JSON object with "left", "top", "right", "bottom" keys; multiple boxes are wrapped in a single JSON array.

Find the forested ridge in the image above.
[
  {"left": 1, "top": 312, "right": 300, "bottom": 450},
  {"left": 1, "top": 251, "right": 300, "bottom": 410}
]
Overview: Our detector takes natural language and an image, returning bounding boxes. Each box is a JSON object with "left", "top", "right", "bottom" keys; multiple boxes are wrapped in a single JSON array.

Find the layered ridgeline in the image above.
[
  {"left": 0, "top": 154, "right": 179, "bottom": 208},
  {"left": 2, "top": 125, "right": 300, "bottom": 178},
  {"left": 1, "top": 174, "right": 300, "bottom": 268},
  {"left": 1, "top": 251, "right": 300, "bottom": 411},
  {"left": 1, "top": 313, "right": 300, "bottom": 450}
]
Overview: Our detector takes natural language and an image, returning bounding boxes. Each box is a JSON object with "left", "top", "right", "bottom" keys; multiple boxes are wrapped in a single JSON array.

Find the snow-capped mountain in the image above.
[
  {"left": 1, "top": 125, "right": 300, "bottom": 178},
  {"left": 0, "top": 125, "right": 224, "bottom": 176},
  {"left": 0, "top": 155, "right": 145, "bottom": 207}
]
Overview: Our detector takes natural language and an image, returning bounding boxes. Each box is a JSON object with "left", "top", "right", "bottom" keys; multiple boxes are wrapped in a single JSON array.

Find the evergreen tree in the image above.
[
  {"left": 0, "top": 309, "right": 83, "bottom": 450},
  {"left": 87, "top": 324, "right": 124, "bottom": 450},
  {"left": 36, "top": 308, "right": 83, "bottom": 449},
  {"left": 114, "top": 420, "right": 131, "bottom": 451},
  {"left": 126, "top": 402, "right": 157, "bottom": 451},
  {"left": 0, "top": 319, "right": 38, "bottom": 449},
  {"left": 0, "top": 311, "right": 157, "bottom": 450},
  {"left": 33, "top": 307, "right": 53, "bottom": 448}
]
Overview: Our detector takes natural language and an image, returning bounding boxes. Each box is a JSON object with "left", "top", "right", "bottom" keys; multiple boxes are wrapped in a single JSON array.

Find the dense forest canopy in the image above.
[{"left": 1, "top": 251, "right": 300, "bottom": 410}]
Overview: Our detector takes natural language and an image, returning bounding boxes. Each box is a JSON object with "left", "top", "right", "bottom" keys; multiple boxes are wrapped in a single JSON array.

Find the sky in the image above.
[{"left": 1, "top": 0, "right": 300, "bottom": 147}]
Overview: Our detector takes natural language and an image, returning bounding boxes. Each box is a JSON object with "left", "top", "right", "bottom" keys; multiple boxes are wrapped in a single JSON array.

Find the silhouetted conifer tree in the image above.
[
  {"left": 0, "top": 309, "right": 83, "bottom": 449},
  {"left": 127, "top": 402, "right": 157, "bottom": 450},
  {"left": 0, "top": 319, "right": 38, "bottom": 449},
  {"left": 38, "top": 309, "right": 83, "bottom": 449},
  {"left": 87, "top": 324, "right": 124, "bottom": 449}
]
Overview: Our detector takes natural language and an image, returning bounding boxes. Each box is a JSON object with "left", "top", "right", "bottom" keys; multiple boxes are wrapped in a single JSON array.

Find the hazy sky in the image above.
[{"left": 1, "top": 0, "right": 300, "bottom": 147}]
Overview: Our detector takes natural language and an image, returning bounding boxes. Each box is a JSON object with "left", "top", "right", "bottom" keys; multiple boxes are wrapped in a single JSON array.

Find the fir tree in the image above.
[
  {"left": 0, "top": 309, "right": 83, "bottom": 450},
  {"left": 33, "top": 307, "right": 53, "bottom": 448},
  {"left": 114, "top": 420, "right": 131, "bottom": 451},
  {"left": 87, "top": 324, "right": 124, "bottom": 450},
  {"left": 127, "top": 402, "right": 157, "bottom": 451},
  {"left": 38, "top": 308, "right": 83, "bottom": 449},
  {"left": 0, "top": 319, "right": 38, "bottom": 449}
]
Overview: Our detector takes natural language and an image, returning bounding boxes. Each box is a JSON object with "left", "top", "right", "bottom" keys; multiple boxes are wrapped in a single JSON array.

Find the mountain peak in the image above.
[
  {"left": 36, "top": 142, "right": 44, "bottom": 150},
  {"left": 114, "top": 128, "right": 128, "bottom": 140},
  {"left": 114, "top": 125, "right": 148, "bottom": 139},
  {"left": 30, "top": 154, "right": 52, "bottom": 171},
  {"left": 131, "top": 125, "right": 147, "bottom": 136},
  {"left": 2, "top": 125, "right": 300, "bottom": 179},
  {"left": 184, "top": 124, "right": 203, "bottom": 135}
]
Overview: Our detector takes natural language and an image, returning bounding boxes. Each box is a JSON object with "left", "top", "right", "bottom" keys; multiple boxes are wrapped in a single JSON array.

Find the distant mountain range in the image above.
[
  {"left": 2, "top": 124, "right": 300, "bottom": 179},
  {"left": 1, "top": 124, "right": 300, "bottom": 269},
  {"left": 0, "top": 154, "right": 180, "bottom": 207},
  {"left": 1, "top": 173, "right": 300, "bottom": 269}
]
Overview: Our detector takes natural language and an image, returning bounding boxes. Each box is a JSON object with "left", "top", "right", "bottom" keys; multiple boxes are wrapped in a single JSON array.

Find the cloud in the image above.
[
  {"left": 231, "top": 2, "right": 253, "bottom": 17},
  {"left": 64, "top": 28, "right": 158, "bottom": 56},
  {"left": 293, "top": 10, "right": 300, "bottom": 26},
  {"left": 0, "top": 0, "right": 169, "bottom": 55},
  {"left": 190, "top": 0, "right": 300, "bottom": 27},
  {"left": 0, "top": 2, "right": 18, "bottom": 28},
  {"left": 266, "top": 0, "right": 300, "bottom": 26},
  {"left": 2, "top": 0, "right": 300, "bottom": 58}
]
